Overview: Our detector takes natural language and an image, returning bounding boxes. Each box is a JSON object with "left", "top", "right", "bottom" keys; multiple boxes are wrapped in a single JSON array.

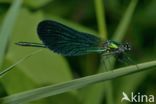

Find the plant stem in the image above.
[
  {"left": 94, "top": 0, "right": 107, "bottom": 40},
  {"left": 113, "top": 0, "right": 138, "bottom": 41}
]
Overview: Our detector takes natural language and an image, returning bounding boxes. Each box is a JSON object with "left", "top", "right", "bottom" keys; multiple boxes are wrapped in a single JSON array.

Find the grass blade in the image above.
[
  {"left": 0, "top": 0, "right": 23, "bottom": 68},
  {"left": 0, "top": 50, "right": 42, "bottom": 78},
  {"left": 0, "top": 60, "right": 155, "bottom": 104},
  {"left": 113, "top": 0, "right": 138, "bottom": 41}
]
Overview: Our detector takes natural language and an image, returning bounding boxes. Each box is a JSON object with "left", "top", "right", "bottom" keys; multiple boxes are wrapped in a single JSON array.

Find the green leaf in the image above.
[{"left": 0, "top": 60, "right": 155, "bottom": 104}]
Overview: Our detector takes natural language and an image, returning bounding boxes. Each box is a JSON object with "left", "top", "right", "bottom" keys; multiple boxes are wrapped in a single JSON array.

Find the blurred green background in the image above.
[{"left": 0, "top": 0, "right": 155, "bottom": 104}]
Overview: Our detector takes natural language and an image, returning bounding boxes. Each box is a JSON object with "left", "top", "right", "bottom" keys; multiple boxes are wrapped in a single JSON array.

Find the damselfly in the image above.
[
  {"left": 16, "top": 20, "right": 137, "bottom": 68},
  {"left": 0, "top": 20, "right": 139, "bottom": 77}
]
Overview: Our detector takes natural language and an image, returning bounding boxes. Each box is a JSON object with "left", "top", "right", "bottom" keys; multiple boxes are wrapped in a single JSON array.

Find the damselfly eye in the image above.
[{"left": 124, "top": 43, "right": 131, "bottom": 51}]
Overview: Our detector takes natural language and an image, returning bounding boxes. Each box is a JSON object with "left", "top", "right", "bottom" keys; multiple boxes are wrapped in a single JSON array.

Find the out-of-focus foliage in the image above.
[{"left": 0, "top": 0, "right": 155, "bottom": 104}]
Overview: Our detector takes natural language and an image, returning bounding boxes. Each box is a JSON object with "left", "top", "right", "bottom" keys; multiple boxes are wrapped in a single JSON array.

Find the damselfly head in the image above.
[
  {"left": 102, "top": 40, "right": 132, "bottom": 55},
  {"left": 121, "top": 42, "right": 131, "bottom": 51},
  {"left": 116, "top": 42, "right": 131, "bottom": 54}
]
